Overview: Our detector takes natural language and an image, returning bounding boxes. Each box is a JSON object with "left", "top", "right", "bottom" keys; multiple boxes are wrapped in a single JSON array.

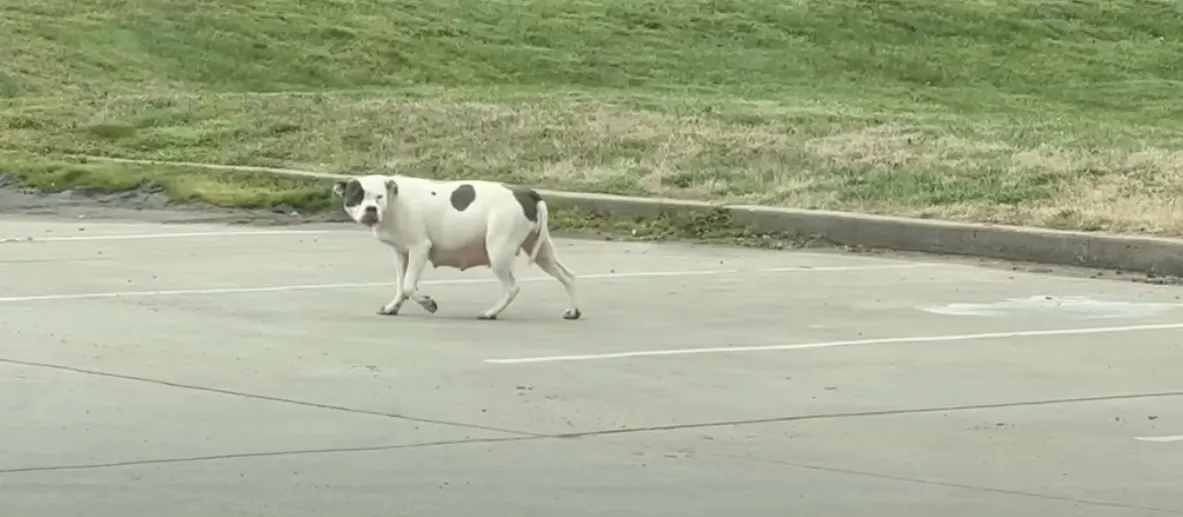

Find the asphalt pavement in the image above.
[{"left": 2, "top": 214, "right": 1182, "bottom": 516}]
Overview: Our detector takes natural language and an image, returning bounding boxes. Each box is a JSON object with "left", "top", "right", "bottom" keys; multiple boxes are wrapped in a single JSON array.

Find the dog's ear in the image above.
[
  {"left": 385, "top": 179, "right": 398, "bottom": 196},
  {"left": 332, "top": 181, "right": 347, "bottom": 197}
]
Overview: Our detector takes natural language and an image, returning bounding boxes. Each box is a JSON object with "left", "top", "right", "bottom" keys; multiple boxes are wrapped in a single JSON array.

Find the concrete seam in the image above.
[{"left": 0, "top": 357, "right": 544, "bottom": 438}]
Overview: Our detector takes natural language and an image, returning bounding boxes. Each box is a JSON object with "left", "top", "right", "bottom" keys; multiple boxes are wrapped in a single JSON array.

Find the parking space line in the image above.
[
  {"left": 0, "top": 263, "right": 924, "bottom": 303},
  {"left": 1135, "top": 435, "right": 1183, "bottom": 443},
  {"left": 0, "top": 229, "right": 341, "bottom": 243},
  {"left": 484, "top": 322, "right": 1183, "bottom": 364}
]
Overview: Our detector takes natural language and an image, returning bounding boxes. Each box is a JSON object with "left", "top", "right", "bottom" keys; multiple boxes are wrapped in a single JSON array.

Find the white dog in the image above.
[{"left": 332, "top": 174, "right": 581, "bottom": 320}]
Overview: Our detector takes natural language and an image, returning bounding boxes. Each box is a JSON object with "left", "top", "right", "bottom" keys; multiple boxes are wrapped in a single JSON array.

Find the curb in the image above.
[{"left": 73, "top": 155, "right": 1183, "bottom": 277}]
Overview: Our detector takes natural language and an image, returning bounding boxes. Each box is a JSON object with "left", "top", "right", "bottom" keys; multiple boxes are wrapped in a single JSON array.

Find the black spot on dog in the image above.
[
  {"left": 507, "top": 186, "right": 541, "bottom": 222},
  {"left": 450, "top": 184, "right": 476, "bottom": 211},
  {"left": 342, "top": 180, "right": 364, "bottom": 207}
]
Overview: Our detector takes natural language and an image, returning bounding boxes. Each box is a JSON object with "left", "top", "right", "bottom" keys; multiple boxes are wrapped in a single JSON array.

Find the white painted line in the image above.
[
  {"left": 484, "top": 322, "right": 1183, "bottom": 364},
  {"left": 0, "top": 229, "right": 341, "bottom": 243},
  {"left": 1135, "top": 435, "right": 1183, "bottom": 443},
  {"left": 0, "top": 263, "right": 923, "bottom": 303}
]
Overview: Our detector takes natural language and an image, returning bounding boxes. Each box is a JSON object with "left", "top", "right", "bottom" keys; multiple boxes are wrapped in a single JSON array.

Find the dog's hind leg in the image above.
[
  {"left": 531, "top": 237, "right": 580, "bottom": 320},
  {"left": 477, "top": 220, "right": 524, "bottom": 320}
]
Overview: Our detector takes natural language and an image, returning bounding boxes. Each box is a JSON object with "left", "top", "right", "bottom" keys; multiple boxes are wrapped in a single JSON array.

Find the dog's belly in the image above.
[{"left": 429, "top": 243, "right": 490, "bottom": 270}]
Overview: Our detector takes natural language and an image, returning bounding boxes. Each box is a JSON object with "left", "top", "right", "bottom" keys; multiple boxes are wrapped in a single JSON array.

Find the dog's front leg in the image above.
[
  {"left": 378, "top": 249, "right": 409, "bottom": 315},
  {"left": 400, "top": 244, "right": 438, "bottom": 314},
  {"left": 378, "top": 248, "right": 439, "bottom": 315}
]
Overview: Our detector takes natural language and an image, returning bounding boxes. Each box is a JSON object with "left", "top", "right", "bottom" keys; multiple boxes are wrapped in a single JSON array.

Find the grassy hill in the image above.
[{"left": 2, "top": 0, "right": 1182, "bottom": 234}]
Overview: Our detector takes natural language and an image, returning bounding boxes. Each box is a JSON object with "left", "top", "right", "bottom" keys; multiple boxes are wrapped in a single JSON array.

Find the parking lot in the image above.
[{"left": 2, "top": 214, "right": 1182, "bottom": 516}]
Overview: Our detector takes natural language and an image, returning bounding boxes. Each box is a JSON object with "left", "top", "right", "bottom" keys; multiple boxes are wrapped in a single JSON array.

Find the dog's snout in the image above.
[{"left": 359, "top": 204, "right": 379, "bottom": 226}]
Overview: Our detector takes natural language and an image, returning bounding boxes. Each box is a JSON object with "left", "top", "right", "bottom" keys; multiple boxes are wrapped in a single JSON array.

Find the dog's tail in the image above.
[{"left": 527, "top": 198, "right": 549, "bottom": 266}]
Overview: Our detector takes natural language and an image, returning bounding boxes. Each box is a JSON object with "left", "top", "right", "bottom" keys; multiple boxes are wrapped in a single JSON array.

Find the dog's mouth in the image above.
[{"left": 360, "top": 213, "right": 379, "bottom": 226}]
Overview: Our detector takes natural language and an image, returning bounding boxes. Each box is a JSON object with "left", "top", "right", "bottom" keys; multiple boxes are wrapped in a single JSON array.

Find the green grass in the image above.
[
  {"left": 3, "top": 0, "right": 1183, "bottom": 235},
  {"left": 0, "top": 152, "right": 799, "bottom": 248},
  {"left": 0, "top": 152, "right": 335, "bottom": 210}
]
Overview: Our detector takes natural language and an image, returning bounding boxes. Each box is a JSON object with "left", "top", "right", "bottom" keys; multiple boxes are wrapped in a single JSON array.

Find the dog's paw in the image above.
[
  {"left": 477, "top": 313, "right": 498, "bottom": 320},
  {"left": 377, "top": 304, "right": 400, "bottom": 316},
  {"left": 562, "top": 308, "right": 582, "bottom": 320},
  {"left": 419, "top": 296, "right": 439, "bottom": 314}
]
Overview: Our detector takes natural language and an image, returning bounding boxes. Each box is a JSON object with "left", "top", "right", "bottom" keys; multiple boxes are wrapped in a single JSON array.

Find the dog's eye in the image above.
[{"left": 375, "top": 195, "right": 384, "bottom": 201}]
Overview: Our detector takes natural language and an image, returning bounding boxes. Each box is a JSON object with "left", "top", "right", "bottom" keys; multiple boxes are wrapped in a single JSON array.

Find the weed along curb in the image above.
[
  {"left": 725, "top": 206, "right": 1183, "bottom": 279},
  {"left": 69, "top": 156, "right": 1183, "bottom": 278}
]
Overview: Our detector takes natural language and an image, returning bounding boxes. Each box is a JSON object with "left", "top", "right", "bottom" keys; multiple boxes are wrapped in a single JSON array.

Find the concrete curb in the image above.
[
  {"left": 72, "top": 155, "right": 1183, "bottom": 277},
  {"left": 729, "top": 205, "right": 1183, "bottom": 277}
]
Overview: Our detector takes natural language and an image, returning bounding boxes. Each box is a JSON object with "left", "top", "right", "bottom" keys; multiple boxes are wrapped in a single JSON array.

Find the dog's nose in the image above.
[{"left": 364, "top": 206, "right": 377, "bottom": 214}]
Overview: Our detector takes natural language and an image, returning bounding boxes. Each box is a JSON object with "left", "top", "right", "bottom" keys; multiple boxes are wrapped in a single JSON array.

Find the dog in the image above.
[{"left": 332, "top": 174, "right": 581, "bottom": 321}]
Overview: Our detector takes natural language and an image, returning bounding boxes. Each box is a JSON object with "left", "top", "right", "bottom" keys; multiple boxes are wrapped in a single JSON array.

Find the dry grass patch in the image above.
[
  {"left": 1017, "top": 146, "right": 1183, "bottom": 233},
  {"left": 4, "top": 92, "right": 1183, "bottom": 234}
]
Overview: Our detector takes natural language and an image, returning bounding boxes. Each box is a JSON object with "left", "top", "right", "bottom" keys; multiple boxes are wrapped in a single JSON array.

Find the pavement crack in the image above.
[
  {"left": 0, "top": 436, "right": 538, "bottom": 475},
  {"left": 10, "top": 355, "right": 1183, "bottom": 496},
  {"left": 550, "top": 390, "right": 1183, "bottom": 439},
  {"left": 0, "top": 357, "right": 544, "bottom": 439},
  {"left": 724, "top": 454, "right": 1183, "bottom": 515}
]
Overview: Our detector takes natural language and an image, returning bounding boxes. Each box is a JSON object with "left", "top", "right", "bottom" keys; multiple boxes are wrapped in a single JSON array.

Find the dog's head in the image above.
[{"left": 332, "top": 175, "right": 399, "bottom": 228}]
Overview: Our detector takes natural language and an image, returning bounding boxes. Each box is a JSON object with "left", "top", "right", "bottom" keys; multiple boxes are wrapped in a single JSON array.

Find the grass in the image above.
[
  {"left": 2, "top": 0, "right": 1183, "bottom": 236},
  {"left": 0, "top": 152, "right": 334, "bottom": 211},
  {"left": 0, "top": 152, "right": 797, "bottom": 248}
]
